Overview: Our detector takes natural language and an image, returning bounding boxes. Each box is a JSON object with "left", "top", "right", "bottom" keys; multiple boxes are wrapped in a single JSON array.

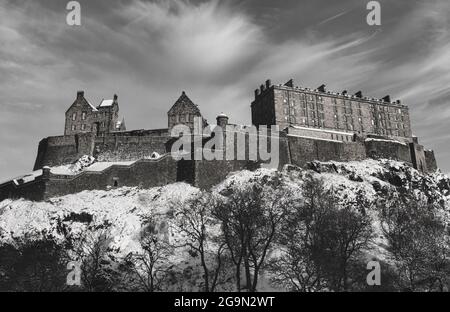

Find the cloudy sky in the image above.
[{"left": 0, "top": 0, "right": 449, "bottom": 178}]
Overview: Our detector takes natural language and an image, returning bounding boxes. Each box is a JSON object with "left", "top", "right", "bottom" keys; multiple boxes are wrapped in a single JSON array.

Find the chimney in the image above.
[
  {"left": 317, "top": 84, "right": 326, "bottom": 92},
  {"left": 216, "top": 113, "right": 229, "bottom": 128},
  {"left": 396, "top": 100, "right": 401, "bottom": 105},
  {"left": 113, "top": 94, "right": 118, "bottom": 101},
  {"left": 260, "top": 84, "right": 265, "bottom": 93},
  {"left": 255, "top": 89, "right": 260, "bottom": 98},
  {"left": 284, "top": 79, "right": 294, "bottom": 87},
  {"left": 382, "top": 95, "right": 391, "bottom": 103},
  {"left": 342, "top": 90, "right": 348, "bottom": 95},
  {"left": 265, "top": 79, "right": 272, "bottom": 89},
  {"left": 77, "top": 91, "right": 84, "bottom": 99},
  {"left": 354, "top": 91, "right": 363, "bottom": 98}
]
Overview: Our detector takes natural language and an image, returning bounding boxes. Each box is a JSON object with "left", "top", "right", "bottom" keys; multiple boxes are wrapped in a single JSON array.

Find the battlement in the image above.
[{"left": 253, "top": 79, "right": 405, "bottom": 107}]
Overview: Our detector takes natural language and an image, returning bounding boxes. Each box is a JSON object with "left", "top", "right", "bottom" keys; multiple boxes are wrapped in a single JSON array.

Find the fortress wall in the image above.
[
  {"left": 340, "top": 142, "right": 367, "bottom": 161},
  {"left": 33, "top": 134, "right": 95, "bottom": 170},
  {"left": 425, "top": 150, "right": 437, "bottom": 173},
  {"left": 193, "top": 159, "right": 250, "bottom": 189},
  {"left": 0, "top": 178, "right": 46, "bottom": 202},
  {"left": 409, "top": 143, "right": 427, "bottom": 172},
  {"left": 288, "top": 136, "right": 318, "bottom": 167},
  {"left": 94, "top": 135, "right": 169, "bottom": 162},
  {"left": 315, "top": 139, "right": 343, "bottom": 162},
  {"left": 365, "top": 140, "right": 412, "bottom": 164},
  {"left": 287, "top": 136, "right": 367, "bottom": 167},
  {"left": 45, "top": 157, "right": 177, "bottom": 198}
]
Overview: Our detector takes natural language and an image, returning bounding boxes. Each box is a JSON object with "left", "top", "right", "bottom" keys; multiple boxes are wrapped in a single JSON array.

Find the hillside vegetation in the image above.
[{"left": 1, "top": 159, "right": 449, "bottom": 292}]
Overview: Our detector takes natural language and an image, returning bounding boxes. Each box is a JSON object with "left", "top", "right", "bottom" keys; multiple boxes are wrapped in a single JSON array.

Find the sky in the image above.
[{"left": 0, "top": 0, "right": 449, "bottom": 179}]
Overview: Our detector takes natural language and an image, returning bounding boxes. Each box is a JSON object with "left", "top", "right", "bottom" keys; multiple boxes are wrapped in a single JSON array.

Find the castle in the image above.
[{"left": 0, "top": 79, "right": 437, "bottom": 201}]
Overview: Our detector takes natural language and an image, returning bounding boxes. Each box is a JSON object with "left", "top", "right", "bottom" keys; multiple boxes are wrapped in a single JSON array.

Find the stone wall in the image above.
[
  {"left": 409, "top": 142, "right": 427, "bottom": 172},
  {"left": 0, "top": 177, "right": 47, "bottom": 202},
  {"left": 287, "top": 135, "right": 367, "bottom": 167},
  {"left": 33, "top": 130, "right": 170, "bottom": 170},
  {"left": 193, "top": 159, "right": 251, "bottom": 189},
  {"left": 44, "top": 156, "right": 177, "bottom": 199},
  {"left": 425, "top": 150, "right": 437, "bottom": 172},
  {"left": 365, "top": 139, "right": 412, "bottom": 164},
  {"left": 33, "top": 134, "right": 95, "bottom": 170}
]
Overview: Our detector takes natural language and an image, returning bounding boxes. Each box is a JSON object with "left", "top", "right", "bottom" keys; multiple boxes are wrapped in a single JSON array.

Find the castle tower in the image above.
[{"left": 216, "top": 112, "right": 229, "bottom": 129}]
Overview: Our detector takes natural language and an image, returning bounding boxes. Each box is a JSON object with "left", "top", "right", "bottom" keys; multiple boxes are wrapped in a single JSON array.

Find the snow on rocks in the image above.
[{"left": 51, "top": 155, "right": 96, "bottom": 175}]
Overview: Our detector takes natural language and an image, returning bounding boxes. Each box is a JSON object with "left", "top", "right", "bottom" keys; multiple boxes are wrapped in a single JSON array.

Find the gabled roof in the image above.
[
  {"left": 65, "top": 92, "right": 98, "bottom": 114},
  {"left": 168, "top": 91, "right": 201, "bottom": 115},
  {"left": 99, "top": 99, "right": 114, "bottom": 107},
  {"left": 86, "top": 99, "right": 98, "bottom": 111}
]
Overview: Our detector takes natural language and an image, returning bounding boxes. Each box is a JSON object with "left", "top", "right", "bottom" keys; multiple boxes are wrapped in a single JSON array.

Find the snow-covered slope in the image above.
[{"left": 1, "top": 159, "right": 449, "bottom": 291}]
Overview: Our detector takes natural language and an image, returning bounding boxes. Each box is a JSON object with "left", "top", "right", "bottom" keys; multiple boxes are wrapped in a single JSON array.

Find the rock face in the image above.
[{"left": 0, "top": 159, "right": 448, "bottom": 291}]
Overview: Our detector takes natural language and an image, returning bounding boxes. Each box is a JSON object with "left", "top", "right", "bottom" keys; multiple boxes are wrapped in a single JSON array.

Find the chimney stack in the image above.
[
  {"left": 255, "top": 89, "right": 260, "bottom": 98},
  {"left": 342, "top": 90, "right": 348, "bottom": 95},
  {"left": 265, "top": 79, "right": 272, "bottom": 89},
  {"left": 354, "top": 91, "right": 363, "bottom": 98},
  {"left": 284, "top": 79, "right": 294, "bottom": 87},
  {"left": 77, "top": 91, "right": 84, "bottom": 99},
  {"left": 317, "top": 84, "right": 326, "bottom": 92},
  {"left": 382, "top": 95, "right": 391, "bottom": 103},
  {"left": 216, "top": 113, "right": 229, "bottom": 128}
]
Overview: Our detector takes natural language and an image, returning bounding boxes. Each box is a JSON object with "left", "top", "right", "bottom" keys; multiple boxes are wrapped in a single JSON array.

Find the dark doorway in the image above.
[{"left": 176, "top": 160, "right": 195, "bottom": 184}]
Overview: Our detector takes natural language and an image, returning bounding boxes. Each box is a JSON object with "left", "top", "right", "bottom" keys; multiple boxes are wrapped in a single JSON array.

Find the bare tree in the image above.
[
  {"left": 380, "top": 191, "right": 450, "bottom": 291},
  {"left": 213, "top": 182, "right": 290, "bottom": 292},
  {"left": 129, "top": 216, "right": 174, "bottom": 292},
  {"left": 73, "top": 228, "right": 114, "bottom": 292},
  {"left": 173, "top": 192, "right": 226, "bottom": 292},
  {"left": 269, "top": 175, "right": 374, "bottom": 292}
]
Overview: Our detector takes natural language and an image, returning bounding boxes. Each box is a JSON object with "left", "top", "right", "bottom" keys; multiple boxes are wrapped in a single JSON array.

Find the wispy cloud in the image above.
[
  {"left": 0, "top": 0, "right": 449, "bottom": 178},
  {"left": 317, "top": 10, "right": 350, "bottom": 26}
]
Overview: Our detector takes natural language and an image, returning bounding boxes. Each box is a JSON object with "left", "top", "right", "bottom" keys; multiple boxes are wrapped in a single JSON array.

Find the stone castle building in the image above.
[
  {"left": 0, "top": 79, "right": 438, "bottom": 201},
  {"left": 252, "top": 79, "right": 411, "bottom": 141},
  {"left": 65, "top": 91, "right": 126, "bottom": 136}
]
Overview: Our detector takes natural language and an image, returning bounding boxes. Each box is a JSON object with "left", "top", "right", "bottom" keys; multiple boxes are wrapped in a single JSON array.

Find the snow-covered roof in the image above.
[
  {"left": 0, "top": 169, "right": 43, "bottom": 186},
  {"left": 365, "top": 138, "right": 407, "bottom": 146},
  {"left": 287, "top": 134, "right": 342, "bottom": 143},
  {"left": 83, "top": 99, "right": 98, "bottom": 112},
  {"left": 290, "top": 125, "right": 353, "bottom": 137},
  {"left": 99, "top": 99, "right": 114, "bottom": 107}
]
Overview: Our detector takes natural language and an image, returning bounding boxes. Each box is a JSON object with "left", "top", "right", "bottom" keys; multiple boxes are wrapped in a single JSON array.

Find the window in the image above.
[
  {"left": 81, "top": 124, "right": 86, "bottom": 131},
  {"left": 72, "top": 113, "right": 77, "bottom": 121},
  {"left": 101, "top": 122, "right": 105, "bottom": 127},
  {"left": 82, "top": 112, "right": 87, "bottom": 120},
  {"left": 71, "top": 125, "right": 76, "bottom": 131}
]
